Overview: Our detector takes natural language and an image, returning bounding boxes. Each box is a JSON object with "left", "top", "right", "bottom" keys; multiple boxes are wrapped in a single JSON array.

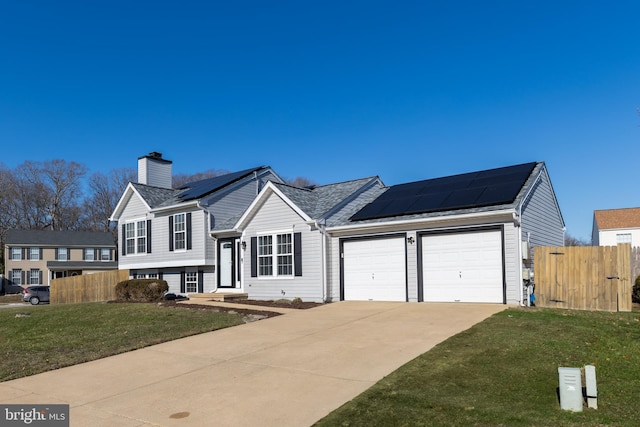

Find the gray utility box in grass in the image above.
[{"left": 558, "top": 367, "right": 583, "bottom": 412}]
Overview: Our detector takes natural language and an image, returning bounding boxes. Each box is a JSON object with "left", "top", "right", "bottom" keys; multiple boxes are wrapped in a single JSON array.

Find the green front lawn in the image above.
[
  {"left": 0, "top": 302, "right": 244, "bottom": 381},
  {"left": 316, "top": 308, "right": 640, "bottom": 427}
]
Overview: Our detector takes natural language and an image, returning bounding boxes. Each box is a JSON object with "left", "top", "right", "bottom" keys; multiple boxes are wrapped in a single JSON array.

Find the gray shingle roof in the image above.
[
  {"left": 273, "top": 177, "right": 380, "bottom": 220},
  {"left": 131, "top": 183, "right": 181, "bottom": 209},
  {"left": 6, "top": 229, "right": 116, "bottom": 247}
]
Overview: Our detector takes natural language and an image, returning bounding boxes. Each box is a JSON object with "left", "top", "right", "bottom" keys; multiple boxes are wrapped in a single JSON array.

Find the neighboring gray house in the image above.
[
  {"left": 4, "top": 229, "right": 117, "bottom": 287},
  {"left": 235, "top": 161, "right": 564, "bottom": 304},
  {"left": 109, "top": 152, "right": 284, "bottom": 294}
]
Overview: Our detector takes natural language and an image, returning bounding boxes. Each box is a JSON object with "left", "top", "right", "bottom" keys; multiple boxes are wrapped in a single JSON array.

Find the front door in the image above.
[{"left": 219, "top": 240, "right": 235, "bottom": 288}]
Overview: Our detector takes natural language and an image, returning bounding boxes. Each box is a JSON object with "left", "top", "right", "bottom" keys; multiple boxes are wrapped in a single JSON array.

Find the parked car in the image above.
[{"left": 22, "top": 286, "right": 50, "bottom": 305}]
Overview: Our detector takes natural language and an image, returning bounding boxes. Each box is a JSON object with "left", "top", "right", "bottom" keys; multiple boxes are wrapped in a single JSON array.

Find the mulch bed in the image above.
[
  {"left": 223, "top": 299, "right": 324, "bottom": 310},
  {"left": 158, "top": 300, "right": 282, "bottom": 318}
]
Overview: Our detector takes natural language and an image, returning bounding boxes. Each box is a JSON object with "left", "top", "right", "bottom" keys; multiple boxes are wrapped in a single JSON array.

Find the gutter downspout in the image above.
[
  {"left": 314, "top": 220, "right": 329, "bottom": 303},
  {"left": 199, "top": 200, "right": 219, "bottom": 294}
]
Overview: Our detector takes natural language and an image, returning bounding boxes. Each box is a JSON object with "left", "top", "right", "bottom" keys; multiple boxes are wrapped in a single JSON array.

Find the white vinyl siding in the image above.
[{"left": 243, "top": 193, "right": 323, "bottom": 302}]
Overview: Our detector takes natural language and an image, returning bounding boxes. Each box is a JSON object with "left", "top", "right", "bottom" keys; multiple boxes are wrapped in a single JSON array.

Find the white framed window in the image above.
[
  {"left": 57, "top": 248, "right": 68, "bottom": 261},
  {"left": 29, "top": 247, "right": 40, "bottom": 260},
  {"left": 137, "top": 221, "right": 147, "bottom": 253},
  {"left": 258, "top": 235, "right": 273, "bottom": 276},
  {"left": 185, "top": 271, "right": 197, "bottom": 293},
  {"left": 29, "top": 269, "right": 41, "bottom": 285},
  {"left": 258, "top": 232, "right": 294, "bottom": 277},
  {"left": 125, "top": 220, "right": 147, "bottom": 254},
  {"left": 616, "top": 233, "right": 632, "bottom": 244},
  {"left": 85, "top": 248, "right": 95, "bottom": 261},
  {"left": 12, "top": 269, "right": 22, "bottom": 285},
  {"left": 174, "top": 213, "right": 186, "bottom": 251},
  {"left": 101, "top": 248, "right": 111, "bottom": 261},
  {"left": 11, "top": 247, "right": 22, "bottom": 260}
]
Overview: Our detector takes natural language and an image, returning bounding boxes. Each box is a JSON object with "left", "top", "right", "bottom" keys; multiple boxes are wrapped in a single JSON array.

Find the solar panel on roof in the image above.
[
  {"left": 350, "top": 162, "right": 537, "bottom": 221},
  {"left": 178, "top": 167, "right": 263, "bottom": 201}
]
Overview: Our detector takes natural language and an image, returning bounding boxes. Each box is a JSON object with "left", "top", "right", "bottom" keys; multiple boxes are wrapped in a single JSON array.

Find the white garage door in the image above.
[
  {"left": 343, "top": 237, "right": 406, "bottom": 301},
  {"left": 422, "top": 230, "right": 503, "bottom": 303}
]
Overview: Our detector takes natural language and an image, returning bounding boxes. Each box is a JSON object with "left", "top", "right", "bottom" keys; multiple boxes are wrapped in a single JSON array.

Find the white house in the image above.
[
  {"left": 109, "top": 152, "right": 283, "bottom": 294},
  {"left": 235, "top": 161, "right": 564, "bottom": 305},
  {"left": 592, "top": 207, "right": 640, "bottom": 247}
]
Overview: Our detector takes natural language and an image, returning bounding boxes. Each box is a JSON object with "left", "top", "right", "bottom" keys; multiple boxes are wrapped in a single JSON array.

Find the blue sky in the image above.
[{"left": 1, "top": 1, "right": 639, "bottom": 240}]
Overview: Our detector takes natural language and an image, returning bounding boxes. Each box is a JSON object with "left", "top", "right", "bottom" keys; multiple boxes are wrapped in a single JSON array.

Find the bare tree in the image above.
[
  {"left": 172, "top": 169, "right": 229, "bottom": 188},
  {"left": 40, "top": 159, "right": 87, "bottom": 230},
  {"left": 565, "top": 233, "right": 591, "bottom": 246},
  {"left": 7, "top": 164, "right": 51, "bottom": 230},
  {"left": 285, "top": 176, "right": 317, "bottom": 188},
  {"left": 83, "top": 168, "right": 136, "bottom": 234}
]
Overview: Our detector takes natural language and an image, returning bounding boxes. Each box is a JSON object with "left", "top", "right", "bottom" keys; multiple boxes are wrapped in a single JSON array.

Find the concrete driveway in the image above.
[{"left": 0, "top": 301, "right": 505, "bottom": 426}]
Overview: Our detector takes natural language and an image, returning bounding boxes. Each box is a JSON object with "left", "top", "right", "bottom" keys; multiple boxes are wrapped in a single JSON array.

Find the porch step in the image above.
[{"left": 188, "top": 293, "right": 249, "bottom": 302}]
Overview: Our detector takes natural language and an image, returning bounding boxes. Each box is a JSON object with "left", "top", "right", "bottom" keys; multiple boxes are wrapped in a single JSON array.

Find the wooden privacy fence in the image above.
[
  {"left": 534, "top": 245, "right": 632, "bottom": 312},
  {"left": 51, "top": 270, "right": 130, "bottom": 304}
]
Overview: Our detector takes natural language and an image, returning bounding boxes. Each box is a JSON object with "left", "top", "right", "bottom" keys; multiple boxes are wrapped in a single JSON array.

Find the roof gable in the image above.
[
  {"left": 111, "top": 166, "right": 274, "bottom": 219},
  {"left": 350, "top": 162, "right": 538, "bottom": 221},
  {"left": 594, "top": 207, "right": 640, "bottom": 230},
  {"left": 233, "top": 177, "right": 382, "bottom": 230}
]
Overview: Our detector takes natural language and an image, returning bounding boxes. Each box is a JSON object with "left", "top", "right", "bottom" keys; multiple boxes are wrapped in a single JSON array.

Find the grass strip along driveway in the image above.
[
  {"left": 316, "top": 307, "right": 640, "bottom": 427},
  {"left": 0, "top": 302, "right": 245, "bottom": 382}
]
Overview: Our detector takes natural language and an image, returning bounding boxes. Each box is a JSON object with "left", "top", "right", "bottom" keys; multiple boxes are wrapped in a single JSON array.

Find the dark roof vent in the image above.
[{"left": 149, "top": 151, "right": 163, "bottom": 159}]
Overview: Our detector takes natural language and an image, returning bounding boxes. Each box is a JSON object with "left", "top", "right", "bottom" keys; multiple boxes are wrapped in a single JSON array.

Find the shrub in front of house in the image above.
[
  {"left": 115, "top": 279, "right": 169, "bottom": 302},
  {"left": 633, "top": 276, "right": 640, "bottom": 304}
]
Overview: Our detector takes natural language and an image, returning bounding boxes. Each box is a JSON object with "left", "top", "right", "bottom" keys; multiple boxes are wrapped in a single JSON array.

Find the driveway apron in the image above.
[{"left": 0, "top": 301, "right": 506, "bottom": 427}]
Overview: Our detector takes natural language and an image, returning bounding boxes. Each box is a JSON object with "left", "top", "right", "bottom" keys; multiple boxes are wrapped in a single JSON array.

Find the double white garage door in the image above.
[{"left": 343, "top": 230, "right": 503, "bottom": 303}]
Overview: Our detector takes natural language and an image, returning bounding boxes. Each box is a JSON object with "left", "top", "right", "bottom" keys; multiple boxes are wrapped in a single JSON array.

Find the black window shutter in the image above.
[
  {"left": 158, "top": 272, "right": 163, "bottom": 280},
  {"left": 22, "top": 248, "right": 26, "bottom": 260},
  {"left": 22, "top": 270, "right": 26, "bottom": 285},
  {"left": 180, "top": 271, "right": 185, "bottom": 293},
  {"left": 39, "top": 248, "right": 43, "bottom": 260},
  {"left": 94, "top": 249, "right": 99, "bottom": 261},
  {"left": 186, "top": 213, "right": 192, "bottom": 250},
  {"left": 121, "top": 224, "right": 127, "bottom": 256},
  {"left": 147, "top": 219, "right": 152, "bottom": 253},
  {"left": 55, "top": 248, "right": 59, "bottom": 261},
  {"left": 198, "top": 270, "right": 204, "bottom": 293},
  {"left": 82, "top": 249, "right": 86, "bottom": 260},
  {"left": 39, "top": 270, "right": 43, "bottom": 284},
  {"left": 169, "top": 216, "right": 174, "bottom": 251},
  {"left": 250, "top": 237, "right": 257, "bottom": 277},
  {"left": 294, "top": 232, "right": 302, "bottom": 276}
]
